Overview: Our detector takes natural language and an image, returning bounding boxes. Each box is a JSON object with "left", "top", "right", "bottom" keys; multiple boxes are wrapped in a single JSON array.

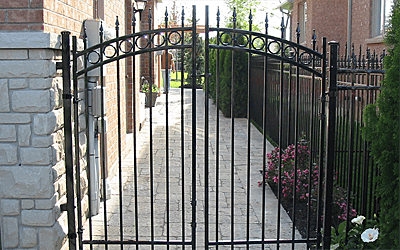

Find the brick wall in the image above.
[{"left": 290, "top": 0, "right": 385, "bottom": 54}]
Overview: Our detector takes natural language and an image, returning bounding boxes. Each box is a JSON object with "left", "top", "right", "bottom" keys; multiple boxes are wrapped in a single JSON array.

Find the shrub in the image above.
[{"left": 362, "top": 2, "right": 400, "bottom": 248}]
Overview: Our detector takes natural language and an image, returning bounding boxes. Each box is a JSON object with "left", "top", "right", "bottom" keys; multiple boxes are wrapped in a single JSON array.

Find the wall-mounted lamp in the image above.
[{"left": 133, "top": 0, "right": 147, "bottom": 20}]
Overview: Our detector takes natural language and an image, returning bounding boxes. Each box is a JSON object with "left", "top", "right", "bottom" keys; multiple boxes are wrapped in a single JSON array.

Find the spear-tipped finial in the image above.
[
  {"left": 148, "top": 8, "right": 152, "bottom": 24},
  {"left": 99, "top": 21, "right": 104, "bottom": 33},
  {"left": 181, "top": 6, "right": 185, "bottom": 22},
  {"left": 115, "top": 16, "right": 119, "bottom": 29},
  {"left": 217, "top": 7, "right": 220, "bottom": 24},
  {"left": 281, "top": 16, "right": 285, "bottom": 30},
  {"left": 132, "top": 14, "right": 136, "bottom": 28},
  {"left": 312, "top": 29, "right": 316, "bottom": 41},
  {"left": 249, "top": 9, "right": 253, "bottom": 24},
  {"left": 295, "top": 22, "right": 300, "bottom": 37}
]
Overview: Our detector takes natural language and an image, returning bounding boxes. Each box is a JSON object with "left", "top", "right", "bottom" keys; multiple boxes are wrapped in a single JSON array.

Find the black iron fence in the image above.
[{"left": 251, "top": 46, "right": 385, "bottom": 232}]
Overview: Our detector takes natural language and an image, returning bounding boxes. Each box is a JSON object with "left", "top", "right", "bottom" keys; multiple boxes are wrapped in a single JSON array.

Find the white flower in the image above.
[
  {"left": 361, "top": 228, "right": 379, "bottom": 243},
  {"left": 351, "top": 215, "right": 366, "bottom": 225}
]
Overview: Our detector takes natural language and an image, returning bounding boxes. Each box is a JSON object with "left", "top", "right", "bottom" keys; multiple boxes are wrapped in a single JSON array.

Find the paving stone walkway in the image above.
[{"left": 82, "top": 88, "right": 306, "bottom": 249}]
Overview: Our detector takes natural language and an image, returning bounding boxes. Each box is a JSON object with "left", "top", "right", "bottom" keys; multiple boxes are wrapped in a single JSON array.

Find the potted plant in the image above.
[{"left": 141, "top": 83, "right": 160, "bottom": 107}]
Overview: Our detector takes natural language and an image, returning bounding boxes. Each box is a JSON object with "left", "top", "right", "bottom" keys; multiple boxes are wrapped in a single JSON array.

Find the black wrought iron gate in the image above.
[{"left": 61, "top": 5, "right": 339, "bottom": 250}]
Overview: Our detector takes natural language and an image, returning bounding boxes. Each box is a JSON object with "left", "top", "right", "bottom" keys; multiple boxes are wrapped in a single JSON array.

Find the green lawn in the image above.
[{"left": 161, "top": 71, "right": 188, "bottom": 88}]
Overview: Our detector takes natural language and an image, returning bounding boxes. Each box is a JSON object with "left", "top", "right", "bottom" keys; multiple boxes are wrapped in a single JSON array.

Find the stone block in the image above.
[
  {"left": 0, "top": 113, "right": 31, "bottom": 124},
  {"left": 0, "top": 125, "right": 16, "bottom": 142},
  {"left": 0, "top": 144, "right": 18, "bottom": 165},
  {"left": 22, "top": 209, "right": 55, "bottom": 226},
  {"left": 0, "top": 166, "right": 53, "bottom": 198},
  {"left": 18, "top": 124, "right": 31, "bottom": 146},
  {"left": 0, "top": 49, "right": 28, "bottom": 59},
  {"left": 53, "top": 77, "right": 63, "bottom": 109},
  {"left": 29, "top": 78, "right": 53, "bottom": 89},
  {"left": 20, "top": 147, "right": 52, "bottom": 165},
  {"left": 21, "top": 200, "right": 35, "bottom": 209},
  {"left": 1, "top": 199, "right": 20, "bottom": 216},
  {"left": 9, "top": 78, "right": 29, "bottom": 89},
  {"left": 38, "top": 223, "right": 65, "bottom": 250},
  {"left": 3, "top": 217, "right": 19, "bottom": 248},
  {"left": 79, "top": 132, "right": 87, "bottom": 158},
  {"left": 0, "top": 32, "right": 61, "bottom": 49},
  {"left": 32, "top": 135, "right": 53, "bottom": 147},
  {"left": 20, "top": 227, "right": 38, "bottom": 247},
  {"left": 33, "top": 111, "right": 57, "bottom": 135},
  {"left": 0, "top": 78, "right": 10, "bottom": 112},
  {"left": 35, "top": 195, "right": 57, "bottom": 210},
  {"left": 0, "top": 60, "right": 56, "bottom": 78},
  {"left": 12, "top": 90, "right": 51, "bottom": 113},
  {"left": 29, "top": 49, "right": 55, "bottom": 60}
]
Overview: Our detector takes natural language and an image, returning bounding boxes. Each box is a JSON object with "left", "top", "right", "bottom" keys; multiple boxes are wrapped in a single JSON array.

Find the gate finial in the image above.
[
  {"left": 165, "top": 7, "right": 169, "bottom": 28},
  {"left": 115, "top": 16, "right": 119, "bottom": 31},
  {"left": 296, "top": 22, "right": 300, "bottom": 41},
  {"left": 181, "top": 6, "right": 185, "bottom": 26},
  {"left": 132, "top": 13, "right": 136, "bottom": 30},
  {"left": 217, "top": 7, "right": 220, "bottom": 27},
  {"left": 280, "top": 17, "right": 285, "bottom": 38},
  {"left": 265, "top": 13, "right": 268, "bottom": 33},
  {"left": 233, "top": 7, "right": 237, "bottom": 29},
  {"left": 249, "top": 9, "right": 253, "bottom": 25}
]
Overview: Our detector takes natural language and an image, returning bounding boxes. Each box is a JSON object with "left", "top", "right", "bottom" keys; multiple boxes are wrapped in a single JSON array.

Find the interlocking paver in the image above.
[{"left": 82, "top": 89, "right": 306, "bottom": 249}]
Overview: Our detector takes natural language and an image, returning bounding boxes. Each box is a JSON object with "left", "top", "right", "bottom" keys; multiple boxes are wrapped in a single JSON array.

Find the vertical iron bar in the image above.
[
  {"left": 230, "top": 8, "right": 237, "bottom": 249},
  {"left": 191, "top": 6, "right": 197, "bottom": 249},
  {"left": 277, "top": 17, "right": 286, "bottom": 250},
  {"left": 345, "top": 72, "right": 356, "bottom": 242},
  {"left": 246, "top": 10, "right": 253, "bottom": 250},
  {"left": 292, "top": 24, "right": 301, "bottom": 250},
  {"left": 164, "top": 8, "right": 171, "bottom": 250},
  {"left": 180, "top": 6, "right": 186, "bottom": 248},
  {"left": 322, "top": 41, "right": 339, "bottom": 249},
  {"left": 99, "top": 23, "right": 108, "bottom": 250},
  {"left": 148, "top": 8, "right": 155, "bottom": 250},
  {"left": 205, "top": 5, "right": 210, "bottom": 250},
  {"left": 131, "top": 13, "right": 140, "bottom": 250},
  {"left": 62, "top": 31, "right": 77, "bottom": 250},
  {"left": 72, "top": 36, "right": 83, "bottom": 250},
  {"left": 83, "top": 27, "right": 94, "bottom": 250},
  {"left": 115, "top": 17, "right": 124, "bottom": 249},
  {"left": 306, "top": 30, "right": 317, "bottom": 245},
  {"left": 215, "top": 8, "right": 221, "bottom": 250},
  {"left": 316, "top": 37, "right": 327, "bottom": 250},
  {"left": 261, "top": 13, "right": 269, "bottom": 250}
]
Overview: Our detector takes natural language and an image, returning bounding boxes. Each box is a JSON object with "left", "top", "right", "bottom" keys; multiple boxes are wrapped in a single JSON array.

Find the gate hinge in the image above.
[
  {"left": 56, "top": 62, "right": 63, "bottom": 70},
  {"left": 191, "top": 222, "right": 197, "bottom": 228},
  {"left": 68, "top": 232, "right": 77, "bottom": 239},
  {"left": 62, "top": 94, "right": 73, "bottom": 100},
  {"left": 60, "top": 203, "right": 68, "bottom": 212},
  {"left": 190, "top": 200, "right": 197, "bottom": 206}
]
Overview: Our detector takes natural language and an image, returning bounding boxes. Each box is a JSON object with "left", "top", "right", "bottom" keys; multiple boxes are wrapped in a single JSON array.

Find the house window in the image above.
[
  {"left": 372, "top": 0, "right": 394, "bottom": 37},
  {"left": 298, "top": 1, "right": 307, "bottom": 43}
]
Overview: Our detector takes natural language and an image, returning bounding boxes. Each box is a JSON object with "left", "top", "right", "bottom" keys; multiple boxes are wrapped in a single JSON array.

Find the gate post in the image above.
[
  {"left": 322, "top": 41, "right": 339, "bottom": 249},
  {"left": 61, "top": 31, "right": 77, "bottom": 250}
]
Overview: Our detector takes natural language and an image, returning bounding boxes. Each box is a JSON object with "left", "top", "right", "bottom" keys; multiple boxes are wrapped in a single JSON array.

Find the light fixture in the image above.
[{"left": 133, "top": 0, "right": 147, "bottom": 20}]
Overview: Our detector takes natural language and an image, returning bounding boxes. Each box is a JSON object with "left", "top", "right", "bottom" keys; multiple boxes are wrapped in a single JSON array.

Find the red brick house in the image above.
[{"left": 279, "top": 0, "right": 393, "bottom": 54}]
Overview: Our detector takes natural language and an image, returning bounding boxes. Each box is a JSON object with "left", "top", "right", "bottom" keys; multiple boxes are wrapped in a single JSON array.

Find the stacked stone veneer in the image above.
[{"left": 0, "top": 32, "right": 71, "bottom": 249}]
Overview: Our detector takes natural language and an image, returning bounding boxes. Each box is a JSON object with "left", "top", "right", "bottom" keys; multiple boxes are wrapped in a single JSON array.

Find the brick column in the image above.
[{"left": 0, "top": 32, "right": 67, "bottom": 249}]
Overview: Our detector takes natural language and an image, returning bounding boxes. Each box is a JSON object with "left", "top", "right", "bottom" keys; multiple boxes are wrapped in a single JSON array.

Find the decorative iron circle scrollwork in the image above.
[
  {"left": 267, "top": 40, "right": 281, "bottom": 55},
  {"left": 152, "top": 33, "right": 165, "bottom": 47},
  {"left": 236, "top": 34, "right": 249, "bottom": 47},
  {"left": 283, "top": 45, "right": 297, "bottom": 59},
  {"left": 251, "top": 36, "right": 265, "bottom": 51},
  {"left": 219, "top": 32, "right": 233, "bottom": 46},
  {"left": 135, "top": 35, "right": 150, "bottom": 49},
  {"left": 119, "top": 39, "right": 133, "bottom": 53},
  {"left": 103, "top": 44, "right": 117, "bottom": 59},
  {"left": 299, "top": 51, "right": 313, "bottom": 65},
  {"left": 87, "top": 50, "right": 101, "bottom": 64},
  {"left": 168, "top": 31, "right": 182, "bottom": 45}
]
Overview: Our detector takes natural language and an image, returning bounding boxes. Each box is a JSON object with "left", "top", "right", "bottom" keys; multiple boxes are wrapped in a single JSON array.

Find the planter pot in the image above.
[{"left": 145, "top": 92, "right": 158, "bottom": 107}]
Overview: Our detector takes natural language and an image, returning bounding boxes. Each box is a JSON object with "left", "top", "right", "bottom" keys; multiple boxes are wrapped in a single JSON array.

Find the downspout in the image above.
[{"left": 347, "top": 0, "right": 352, "bottom": 55}]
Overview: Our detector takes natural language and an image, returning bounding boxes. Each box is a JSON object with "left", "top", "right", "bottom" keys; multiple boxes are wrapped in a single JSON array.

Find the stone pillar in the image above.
[{"left": 0, "top": 32, "right": 67, "bottom": 249}]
